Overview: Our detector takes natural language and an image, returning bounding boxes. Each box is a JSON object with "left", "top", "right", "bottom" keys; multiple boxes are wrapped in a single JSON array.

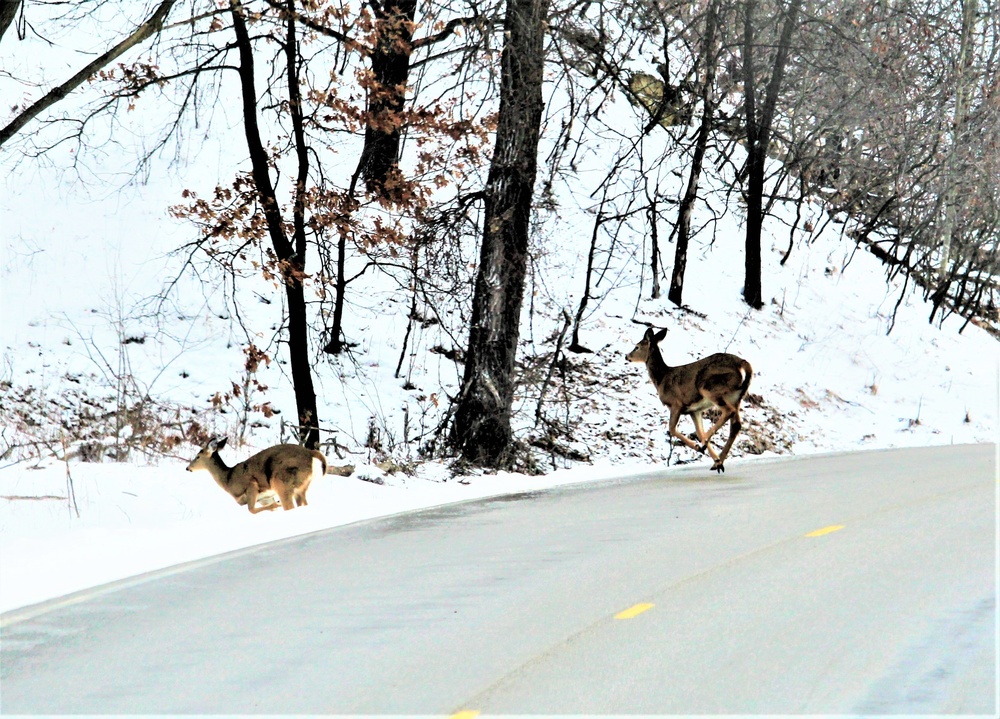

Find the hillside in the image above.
[
  {"left": 2, "top": 135, "right": 996, "bottom": 473},
  {"left": 2, "top": 12, "right": 997, "bottom": 613},
  {"left": 1, "top": 184, "right": 996, "bottom": 612}
]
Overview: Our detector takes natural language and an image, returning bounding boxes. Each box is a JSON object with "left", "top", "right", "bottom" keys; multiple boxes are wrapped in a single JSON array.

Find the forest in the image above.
[{"left": 1, "top": 0, "right": 997, "bottom": 471}]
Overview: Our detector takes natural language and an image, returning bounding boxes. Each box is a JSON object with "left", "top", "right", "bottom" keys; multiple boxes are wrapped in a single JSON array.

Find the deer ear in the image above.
[
  {"left": 215, "top": 437, "right": 228, "bottom": 450},
  {"left": 653, "top": 328, "right": 667, "bottom": 342}
]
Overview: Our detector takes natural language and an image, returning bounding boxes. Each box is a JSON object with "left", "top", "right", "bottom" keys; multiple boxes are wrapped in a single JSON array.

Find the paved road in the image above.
[{"left": 2, "top": 444, "right": 995, "bottom": 714}]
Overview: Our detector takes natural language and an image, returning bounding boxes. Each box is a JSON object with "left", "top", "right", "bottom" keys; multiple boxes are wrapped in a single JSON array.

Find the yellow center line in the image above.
[
  {"left": 614, "top": 602, "right": 655, "bottom": 619},
  {"left": 805, "top": 524, "right": 845, "bottom": 537},
  {"left": 450, "top": 712, "right": 480, "bottom": 719}
]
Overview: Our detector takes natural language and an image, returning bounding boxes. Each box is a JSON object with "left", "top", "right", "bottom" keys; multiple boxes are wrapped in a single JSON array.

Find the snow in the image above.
[
  {"left": 2, "top": 199, "right": 995, "bottom": 615},
  {"left": 0, "top": 456, "right": 654, "bottom": 615},
  {"left": 2, "top": 15, "right": 998, "bottom": 618}
]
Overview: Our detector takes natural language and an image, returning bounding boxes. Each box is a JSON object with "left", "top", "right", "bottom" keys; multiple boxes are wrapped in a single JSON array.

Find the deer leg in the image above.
[
  {"left": 668, "top": 409, "right": 706, "bottom": 454},
  {"left": 296, "top": 477, "right": 312, "bottom": 506},
  {"left": 691, "top": 411, "right": 708, "bottom": 443},
  {"left": 271, "top": 479, "right": 296, "bottom": 511},
  {"left": 690, "top": 411, "right": 721, "bottom": 460},
  {"left": 717, "top": 410, "right": 743, "bottom": 462},
  {"left": 711, "top": 410, "right": 743, "bottom": 473},
  {"left": 293, "top": 487, "right": 308, "bottom": 507},
  {"left": 702, "top": 406, "right": 735, "bottom": 445}
]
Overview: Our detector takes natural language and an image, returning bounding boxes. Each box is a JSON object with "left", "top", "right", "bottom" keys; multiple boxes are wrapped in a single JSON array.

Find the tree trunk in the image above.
[
  {"left": 649, "top": 196, "right": 661, "bottom": 300},
  {"left": 450, "top": 0, "right": 549, "bottom": 468},
  {"left": 230, "top": 0, "right": 320, "bottom": 449},
  {"left": 322, "top": 224, "right": 349, "bottom": 355},
  {"left": 568, "top": 208, "right": 604, "bottom": 353},
  {"left": 0, "top": 0, "right": 21, "bottom": 43},
  {"left": 669, "top": 0, "right": 719, "bottom": 307},
  {"left": 359, "top": 0, "right": 418, "bottom": 194},
  {"left": 937, "top": 0, "right": 977, "bottom": 281},
  {"left": 741, "top": 0, "right": 801, "bottom": 310},
  {"left": 743, "top": 151, "right": 765, "bottom": 308}
]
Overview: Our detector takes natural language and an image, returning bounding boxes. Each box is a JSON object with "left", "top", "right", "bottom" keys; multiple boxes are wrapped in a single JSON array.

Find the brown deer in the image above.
[
  {"left": 626, "top": 327, "right": 752, "bottom": 473},
  {"left": 186, "top": 437, "right": 327, "bottom": 513}
]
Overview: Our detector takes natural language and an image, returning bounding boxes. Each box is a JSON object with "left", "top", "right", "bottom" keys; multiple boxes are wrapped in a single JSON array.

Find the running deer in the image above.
[
  {"left": 186, "top": 437, "right": 327, "bottom": 513},
  {"left": 626, "top": 327, "right": 753, "bottom": 473}
]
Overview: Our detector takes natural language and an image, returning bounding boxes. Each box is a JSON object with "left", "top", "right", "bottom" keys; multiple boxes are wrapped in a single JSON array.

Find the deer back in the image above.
[
  {"left": 645, "top": 354, "right": 724, "bottom": 408},
  {"left": 628, "top": 327, "right": 751, "bottom": 413},
  {"left": 679, "top": 353, "right": 751, "bottom": 410},
  {"left": 232, "top": 444, "right": 327, "bottom": 492}
]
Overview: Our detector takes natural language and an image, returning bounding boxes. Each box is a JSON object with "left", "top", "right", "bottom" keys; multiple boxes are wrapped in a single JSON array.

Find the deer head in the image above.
[{"left": 625, "top": 327, "right": 667, "bottom": 364}]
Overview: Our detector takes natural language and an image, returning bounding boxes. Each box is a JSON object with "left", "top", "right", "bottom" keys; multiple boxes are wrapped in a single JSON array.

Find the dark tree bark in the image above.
[
  {"left": 323, "top": 0, "right": 417, "bottom": 354},
  {"left": 322, "top": 0, "right": 457, "bottom": 355},
  {"left": 741, "top": 0, "right": 801, "bottom": 310},
  {"left": 649, "top": 196, "right": 661, "bottom": 300},
  {"left": 450, "top": 0, "right": 549, "bottom": 468},
  {"left": 568, "top": 205, "right": 606, "bottom": 353},
  {"left": 0, "top": 0, "right": 175, "bottom": 148},
  {"left": 230, "top": 0, "right": 320, "bottom": 449},
  {"left": 359, "top": 0, "right": 419, "bottom": 194},
  {"left": 0, "top": 0, "right": 21, "bottom": 44},
  {"left": 284, "top": 0, "right": 478, "bottom": 200},
  {"left": 669, "top": 0, "right": 720, "bottom": 307},
  {"left": 321, "top": 216, "right": 351, "bottom": 355}
]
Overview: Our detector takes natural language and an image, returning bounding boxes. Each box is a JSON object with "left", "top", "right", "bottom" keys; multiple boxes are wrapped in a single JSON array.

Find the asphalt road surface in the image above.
[{"left": 2, "top": 444, "right": 995, "bottom": 715}]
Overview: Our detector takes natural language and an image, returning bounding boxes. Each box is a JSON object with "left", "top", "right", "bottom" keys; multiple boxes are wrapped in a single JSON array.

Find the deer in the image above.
[
  {"left": 186, "top": 437, "right": 327, "bottom": 513},
  {"left": 626, "top": 327, "right": 753, "bottom": 473}
]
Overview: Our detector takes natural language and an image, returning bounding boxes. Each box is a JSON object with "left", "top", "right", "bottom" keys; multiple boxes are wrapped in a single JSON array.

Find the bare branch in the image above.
[{"left": 0, "top": 0, "right": 177, "bottom": 148}]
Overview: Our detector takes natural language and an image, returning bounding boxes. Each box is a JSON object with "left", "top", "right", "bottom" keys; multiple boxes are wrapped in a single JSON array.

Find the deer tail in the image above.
[
  {"left": 739, "top": 360, "right": 753, "bottom": 398},
  {"left": 311, "top": 449, "right": 328, "bottom": 477}
]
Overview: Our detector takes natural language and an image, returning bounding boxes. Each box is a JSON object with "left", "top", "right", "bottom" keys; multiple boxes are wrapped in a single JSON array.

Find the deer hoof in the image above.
[{"left": 712, "top": 461, "right": 725, "bottom": 473}]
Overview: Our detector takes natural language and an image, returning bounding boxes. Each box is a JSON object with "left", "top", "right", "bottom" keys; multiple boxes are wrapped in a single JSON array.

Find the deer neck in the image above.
[
  {"left": 206, "top": 453, "right": 236, "bottom": 491},
  {"left": 645, "top": 344, "right": 673, "bottom": 386}
]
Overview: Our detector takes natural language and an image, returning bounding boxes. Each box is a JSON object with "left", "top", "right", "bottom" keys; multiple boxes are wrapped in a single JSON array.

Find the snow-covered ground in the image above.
[
  {"left": 2, "top": 20, "right": 997, "bottom": 617},
  {"left": 3, "top": 203, "right": 996, "bottom": 615},
  {"left": 0, "top": 454, "right": 669, "bottom": 615}
]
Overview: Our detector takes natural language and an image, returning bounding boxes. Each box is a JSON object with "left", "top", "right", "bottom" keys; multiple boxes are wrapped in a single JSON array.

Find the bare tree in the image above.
[
  {"left": 550, "top": 0, "right": 696, "bottom": 346},
  {"left": 358, "top": 0, "right": 419, "bottom": 193},
  {"left": 933, "top": 0, "right": 978, "bottom": 307},
  {"left": 775, "top": 0, "right": 999, "bottom": 331},
  {"left": 669, "top": 0, "right": 720, "bottom": 307},
  {"left": 740, "top": 0, "right": 802, "bottom": 310},
  {"left": 227, "top": 0, "right": 320, "bottom": 448},
  {"left": 451, "top": 0, "right": 550, "bottom": 467}
]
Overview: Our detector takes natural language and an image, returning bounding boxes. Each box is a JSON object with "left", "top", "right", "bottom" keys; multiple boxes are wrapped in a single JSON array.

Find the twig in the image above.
[
  {"left": 724, "top": 307, "right": 753, "bottom": 353},
  {"left": 535, "top": 310, "right": 572, "bottom": 427},
  {"left": 62, "top": 433, "right": 80, "bottom": 519}
]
